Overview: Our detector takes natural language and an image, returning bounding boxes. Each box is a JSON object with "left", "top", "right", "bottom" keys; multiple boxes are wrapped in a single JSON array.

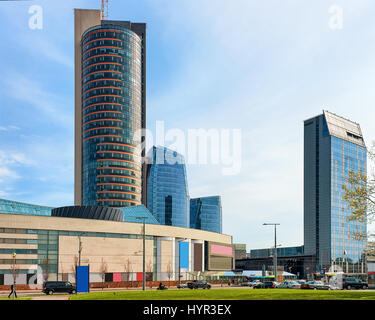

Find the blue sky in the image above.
[{"left": 1, "top": 0, "right": 375, "bottom": 250}]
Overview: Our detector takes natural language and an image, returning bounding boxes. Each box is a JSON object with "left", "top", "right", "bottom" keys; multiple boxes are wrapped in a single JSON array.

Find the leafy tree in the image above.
[{"left": 342, "top": 144, "right": 375, "bottom": 255}]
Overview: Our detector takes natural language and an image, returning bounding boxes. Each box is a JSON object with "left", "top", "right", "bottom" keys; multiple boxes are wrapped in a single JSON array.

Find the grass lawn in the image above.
[
  {"left": 69, "top": 289, "right": 375, "bottom": 300},
  {"left": 0, "top": 296, "right": 32, "bottom": 300}
]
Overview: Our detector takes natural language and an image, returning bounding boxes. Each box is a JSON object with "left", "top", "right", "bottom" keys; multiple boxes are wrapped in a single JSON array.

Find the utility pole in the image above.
[
  {"left": 78, "top": 236, "right": 82, "bottom": 266},
  {"left": 136, "top": 217, "right": 146, "bottom": 291},
  {"left": 263, "top": 223, "right": 280, "bottom": 282}
]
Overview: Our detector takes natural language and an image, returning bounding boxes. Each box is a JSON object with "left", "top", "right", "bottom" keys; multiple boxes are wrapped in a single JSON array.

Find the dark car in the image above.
[
  {"left": 177, "top": 282, "right": 192, "bottom": 289},
  {"left": 188, "top": 280, "right": 211, "bottom": 289},
  {"left": 342, "top": 278, "right": 368, "bottom": 290},
  {"left": 253, "top": 281, "right": 275, "bottom": 289},
  {"left": 42, "top": 281, "right": 77, "bottom": 295}
]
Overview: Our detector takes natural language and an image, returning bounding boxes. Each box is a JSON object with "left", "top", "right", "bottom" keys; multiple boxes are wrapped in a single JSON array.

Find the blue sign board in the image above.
[
  {"left": 76, "top": 265, "right": 89, "bottom": 293},
  {"left": 179, "top": 242, "right": 189, "bottom": 269}
]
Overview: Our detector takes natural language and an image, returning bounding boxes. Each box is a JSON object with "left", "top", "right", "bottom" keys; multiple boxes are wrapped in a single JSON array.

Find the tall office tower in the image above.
[
  {"left": 74, "top": 9, "right": 146, "bottom": 207},
  {"left": 190, "top": 196, "right": 222, "bottom": 233},
  {"left": 304, "top": 110, "right": 367, "bottom": 273},
  {"left": 146, "top": 146, "right": 190, "bottom": 228}
]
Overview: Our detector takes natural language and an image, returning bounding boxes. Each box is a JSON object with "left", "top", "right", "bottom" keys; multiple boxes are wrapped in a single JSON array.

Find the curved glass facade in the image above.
[
  {"left": 146, "top": 146, "right": 189, "bottom": 228},
  {"left": 190, "top": 196, "right": 222, "bottom": 233},
  {"left": 81, "top": 24, "right": 142, "bottom": 207}
]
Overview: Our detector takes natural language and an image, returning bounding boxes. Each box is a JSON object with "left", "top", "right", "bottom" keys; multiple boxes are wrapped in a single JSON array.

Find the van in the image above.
[{"left": 42, "top": 281, "right": 77, "bottom": 295}]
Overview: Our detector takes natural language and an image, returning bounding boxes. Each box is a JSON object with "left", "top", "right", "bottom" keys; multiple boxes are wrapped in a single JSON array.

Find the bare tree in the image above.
[
  {"left": 146, "top": 259, "right": 153, "bottom": 288},
  {"left": 42, "top": 258, "right": 49, "bottom": 283},
  {"left": 166, "top": 260, "right": 173, "bottom": 287},
  {"left": 12, "top": 264, "right": 20, "bottom": 291},
  {"left": 71, "top": 255, "right": 78, "bottom": 284},
  {"left": 100, "top": 258, "right": 108, "bottom": 290},
  {"left": 124, "top": 258, "right": 132, "bottom": 289}
]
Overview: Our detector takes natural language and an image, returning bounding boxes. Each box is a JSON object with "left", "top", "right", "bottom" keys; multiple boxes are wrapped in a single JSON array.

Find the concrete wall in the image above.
[
  {"left": 74, "top": 9, "right": 101, "bottom": 206},
  {"left": 0, "top": 213, "right": 232, "bottom": 282}
]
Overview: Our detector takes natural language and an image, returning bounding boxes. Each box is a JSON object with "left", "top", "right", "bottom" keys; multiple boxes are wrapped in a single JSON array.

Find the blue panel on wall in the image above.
[
  {"left": 76, "top": 266, "right": 89, "bottom": 293},
  {"left": 179, "top": 242, "right": 189, "bottom": 269}
]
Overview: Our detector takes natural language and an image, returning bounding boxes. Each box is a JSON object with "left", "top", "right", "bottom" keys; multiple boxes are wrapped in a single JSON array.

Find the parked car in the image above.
[
  {"left": 188, "top": 280, "right": 211, "bottom": 289},
  {"left": 247, "top": 280, "right": 261, "bottom": 287},
  {"left": 276, "top": 281, "right": 300, "bottom": 289},
  {"left": 288, "top": 281, "right": 301, "bottom": 289},
  {"left": 240, "top": 281, "right": 252, "bottom": 286},
  {"left": 252, "top": 281, "right": 275, "bottom": 289},
  {"left": 301, "top": 281, "right": 334, "bottom": 290},
  {"left": 300, "top": 281, "right": 316, "bottom": 289},
  {"left": 342, "top": 278, "right": 368, "bottom": 290},
  {"left": 276, "top": 281, "right": 290, "bottom": 289},
  {"left": 177, "top": 282, "right": 191, "bottom": 289},
  {"left": 314, "top": 281, "right": 335, "bottom": 290},
  {"left": 42, "top": 281, "right": 76, "bottom": 295}
]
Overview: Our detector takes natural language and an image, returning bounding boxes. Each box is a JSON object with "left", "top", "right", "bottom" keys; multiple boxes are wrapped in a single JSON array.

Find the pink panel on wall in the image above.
[
  {"left": 211, "top": 244, "right": 233, "bottom": 256},
  {"left": 113, "top": 273, "right": 121, "bottom": 282}
]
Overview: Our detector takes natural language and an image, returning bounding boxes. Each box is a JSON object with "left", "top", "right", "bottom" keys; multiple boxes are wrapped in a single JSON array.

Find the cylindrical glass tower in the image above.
[{"left": 81, "top": 24, "right": 142, "bottom": 207}]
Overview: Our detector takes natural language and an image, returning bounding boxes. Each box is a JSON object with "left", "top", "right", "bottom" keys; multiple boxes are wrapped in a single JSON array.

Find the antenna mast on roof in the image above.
[{"left": 101, "top": 0, "right": 109, "bottom": 20}]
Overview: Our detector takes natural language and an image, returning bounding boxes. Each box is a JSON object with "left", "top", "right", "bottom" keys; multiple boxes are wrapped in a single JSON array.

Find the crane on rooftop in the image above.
[{"left": 101, "top": 0, "right": 108, "bottom": 20}]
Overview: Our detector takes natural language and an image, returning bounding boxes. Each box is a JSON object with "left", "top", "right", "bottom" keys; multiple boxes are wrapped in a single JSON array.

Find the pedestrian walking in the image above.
[{"left": 8, "top": 284, "right": 17, "bottom": 299}]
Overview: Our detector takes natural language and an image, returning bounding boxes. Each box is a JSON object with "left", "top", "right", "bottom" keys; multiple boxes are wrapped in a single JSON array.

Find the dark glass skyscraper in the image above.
[
  {"left": 74, "top": 10, "right": 146, "bottom": 208},
  {"left": 304, "top": 110, "right": 367, "bottom": 273},
  {"left": 190, "top": 196, "right": 222, "bottom": 233},
  {"left": 146, "top": 146, "right": 189, "bottom": 228}
]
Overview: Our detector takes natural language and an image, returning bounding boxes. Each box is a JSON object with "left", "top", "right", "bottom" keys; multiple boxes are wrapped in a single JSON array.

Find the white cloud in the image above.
[
  {"left": 21, "top": 36, "right": 74, "bottom": 70},
  {"left": 0, "top": 167, "right": 19, "bottom": 182},
  {"left": 3, "top": 74, "right": 73, "bottom": 127},
  {"left": 0, "top": 125, "right": 20, "bottom": 132}
]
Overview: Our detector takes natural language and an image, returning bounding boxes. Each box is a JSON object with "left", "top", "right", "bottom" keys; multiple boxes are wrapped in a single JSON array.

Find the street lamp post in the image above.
[
  {"left": 136, "top": 217, "right": 146, "bottom": 291},
  {"left": 12, "top": 252, "right": 16, "bottom": 300},
  {"left": 263, "top": 223, "right": 280, "bottom": 282}
]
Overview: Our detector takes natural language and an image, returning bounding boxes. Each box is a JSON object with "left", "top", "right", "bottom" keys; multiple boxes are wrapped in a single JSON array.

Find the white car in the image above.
[{"left": 276, "top": 281, "right": 300, "bottom": 289}]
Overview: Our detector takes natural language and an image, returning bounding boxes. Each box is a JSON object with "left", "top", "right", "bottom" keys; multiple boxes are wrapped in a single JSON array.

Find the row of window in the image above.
[
  {"left": 82, "top": 48, "right": 141, "bottom": 66},
  {"left": 82, "top": 30, "right": 140, "bottom": 45},
  {"left": 83, "top": 121, "right": 140, "bottom": 132},
  {"left": 82, "top": 103, "right": 141, "bottom": 115},
  {"left": 83, "top": 80, "right": 141, "bottom": 94},
  {"left": 82, "top": 39, "right": 140, "bottom": 54},
  {"left": 82, "top": 94, "right": 141, "bottom": 109},
  {"left": 82, "top": 37, "right": 140, "bottom": 52},
  {"left": 83, "top": 87, "right": 142, "bottom": 101},
  {"left": 82, "top": 64, "right": 141, "bottom": 81},
  {"left": 0, "top": 238, "right": 37, "bottom": 244},
  {"left": 0, "top": 259, "right": 38, "bottom": 265}
]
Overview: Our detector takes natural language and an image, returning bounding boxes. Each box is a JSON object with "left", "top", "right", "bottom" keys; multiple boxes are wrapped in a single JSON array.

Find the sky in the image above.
[{"left": 1, "top": 0, "right": 375, "bottom": 250}]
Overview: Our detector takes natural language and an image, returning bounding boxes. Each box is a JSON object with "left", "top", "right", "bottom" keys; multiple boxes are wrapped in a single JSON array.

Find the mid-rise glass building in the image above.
[
  {"left": 0, "top": 199, "right": 53, "bottom": 216},
  {"left": 190, "top": 196, "right": 222, "bottom": 233},
  {"left": 304, "top": 110, "right": 367, "bottom": 273},
  {"left": 249, "top": 246, "right": 304, "bottom": 259},
  {"left": 146, "top": 146, "right": 189, "bottom": 228}
]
